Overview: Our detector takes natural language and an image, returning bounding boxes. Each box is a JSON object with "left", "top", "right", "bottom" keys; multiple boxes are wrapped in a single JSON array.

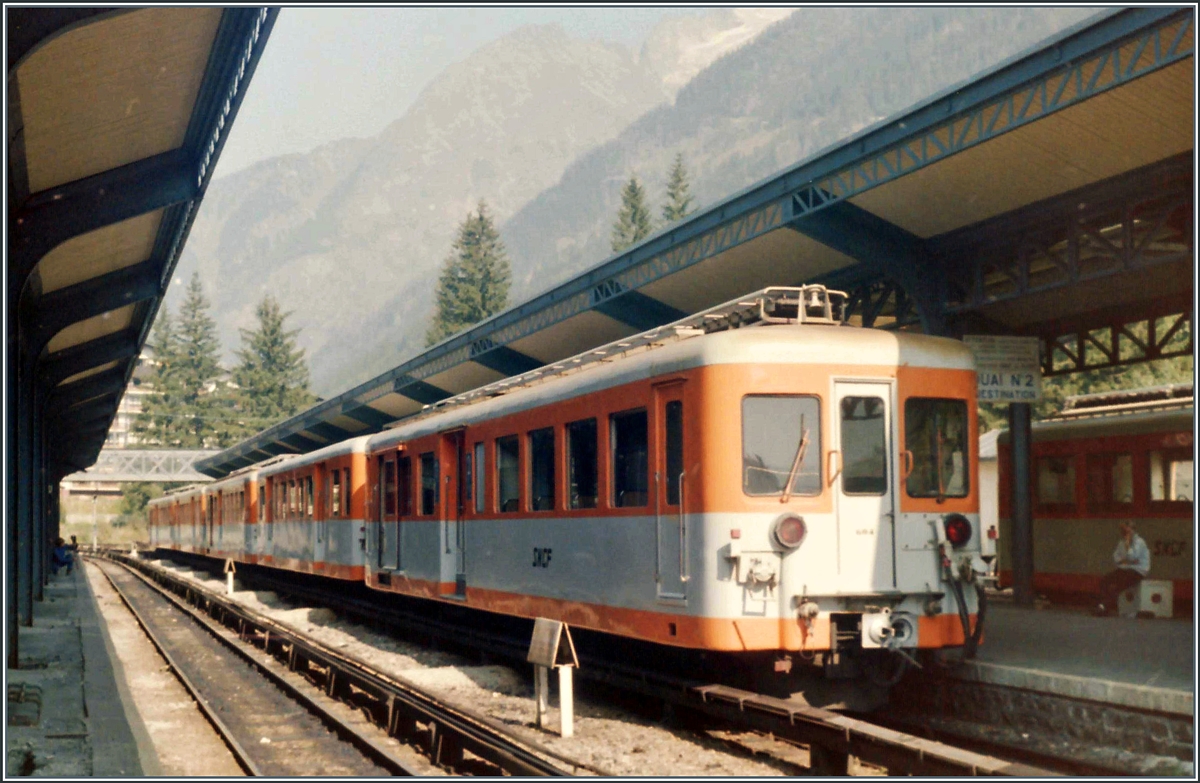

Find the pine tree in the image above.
[
  {"left": 426, "top": 200, "right": 512, "bottom": 347},
  {"left": 611, "top": 175, "right": 653, "bottom": 253},
  {"left": 661, "top": 153, "right": 696, "bottom": 223},
  {"left": 133, "top": 305, "right": 188, "bottom": 446},
  {"left": 173, "top": 272, "right": 225, "bottom": 448},
  {"left": 230, "top": 294, "right": 316, "bottom": 441}
]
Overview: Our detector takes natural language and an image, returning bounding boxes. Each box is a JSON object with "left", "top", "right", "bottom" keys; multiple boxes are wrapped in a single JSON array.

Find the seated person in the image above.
[
  {"left": 51, "top": 537, "right": 75, "bottom": 576},
  {"left": 1095, "top": 522, "right": 1150, "bottom": 616}
]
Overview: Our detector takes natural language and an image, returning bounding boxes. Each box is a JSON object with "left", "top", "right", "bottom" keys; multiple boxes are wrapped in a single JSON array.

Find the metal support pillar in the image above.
[
  {"left": 7, "top": 322, "right": 19, "bottom": 667},
  {"left": 1008, "top": 402, "right": 1034, "bottom": 607},
  {"left": 32, "top": 391, "right": 45, "bottom": 600},
  {"left": 17, "top": 350, "right": 34, "bottom": 627}
]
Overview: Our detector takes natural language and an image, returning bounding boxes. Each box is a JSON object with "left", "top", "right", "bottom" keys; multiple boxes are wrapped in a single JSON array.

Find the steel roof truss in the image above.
[
  {"left": 38, "top": 330, "right": 139, "bottom": 387},
  {"left": 11, "top": 149, "right": 198, "bottom": 288}
]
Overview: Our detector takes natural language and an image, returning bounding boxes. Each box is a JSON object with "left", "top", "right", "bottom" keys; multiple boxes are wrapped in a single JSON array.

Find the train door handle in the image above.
[
  {"left": 827, "top": 450, "right": 841, "bottom": 485},
  {"left": 901, "top": 450, "right": 914, "bottom": 482}
]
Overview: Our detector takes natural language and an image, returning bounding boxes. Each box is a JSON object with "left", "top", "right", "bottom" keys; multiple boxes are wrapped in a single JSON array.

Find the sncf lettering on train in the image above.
[
  {"left": 1153, "top": 540, "right": 1188, "bottom": 557},
  {"left": 532, "top": 547, "right": 553, "bottom": 568}
]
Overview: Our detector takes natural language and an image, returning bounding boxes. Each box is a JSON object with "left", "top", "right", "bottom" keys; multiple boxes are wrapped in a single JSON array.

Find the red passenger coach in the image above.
[{"left": 996, "top": 385, "right": 1194, "bottom": 611}]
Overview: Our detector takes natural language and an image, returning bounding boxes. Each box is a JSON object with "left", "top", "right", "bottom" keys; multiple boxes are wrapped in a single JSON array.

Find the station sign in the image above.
[{"left": 963, "top": 335, "right": 1043, "bottom": 403}]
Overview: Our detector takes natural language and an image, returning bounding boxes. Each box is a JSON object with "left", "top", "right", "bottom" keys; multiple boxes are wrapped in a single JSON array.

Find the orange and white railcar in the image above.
[
  {"left": 148, "top": 287, "right": 989, "bottom": 672},
  {"left": 361, "top": 287, "right": 987, "bottom": 661}
]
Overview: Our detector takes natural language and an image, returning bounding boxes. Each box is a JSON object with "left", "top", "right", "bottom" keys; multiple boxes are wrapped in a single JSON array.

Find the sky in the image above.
[{"left": 212, "top": 7, "right": 707, "bottom": 179}]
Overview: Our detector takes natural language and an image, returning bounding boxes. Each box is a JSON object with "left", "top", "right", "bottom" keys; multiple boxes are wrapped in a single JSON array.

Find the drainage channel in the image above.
[{"left": 97, "top": 554, "right": 583, "bottom": 776}]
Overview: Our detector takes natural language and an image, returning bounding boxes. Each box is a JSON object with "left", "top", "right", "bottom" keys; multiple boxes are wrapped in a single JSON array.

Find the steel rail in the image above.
[
  {"left": 150, "top": 551, "right": 1061, "bottom": 777},
  {"left": 89, "top": 558, "right": 262, "bottom": 775},
  {"left": 104, "top": 552, "right": 577, "bottom": 776},
  {"left": 91, "top": 557, "right": 419, "bottom": 775}
]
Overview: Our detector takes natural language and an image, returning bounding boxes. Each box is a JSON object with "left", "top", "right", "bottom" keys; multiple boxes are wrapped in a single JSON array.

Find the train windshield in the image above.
[
  {"left": 742, "top": 395, "right": 822, "bottom": 497},
  {"left": 905, "top": 398, "right": 969, "bottom": 499}
]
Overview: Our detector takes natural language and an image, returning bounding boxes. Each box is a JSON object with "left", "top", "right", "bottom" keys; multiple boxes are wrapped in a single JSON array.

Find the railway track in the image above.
[
  {"left": 117, "top": 550, "right": 1085, "bottom": 776},
  {"left": 88, "top": 555, "right": 596, "bottom": 776}
]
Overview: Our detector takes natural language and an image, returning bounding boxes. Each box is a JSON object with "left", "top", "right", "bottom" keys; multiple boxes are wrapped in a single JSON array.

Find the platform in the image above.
[
  {"left": 6, "top": 564, "right": 150, "bottom": 777},
  {"left": 951, "top": 598, "right": 1193, "bottom": 717}
]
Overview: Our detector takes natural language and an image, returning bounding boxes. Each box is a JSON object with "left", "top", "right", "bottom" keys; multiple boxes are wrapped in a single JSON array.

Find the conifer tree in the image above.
[
  {"left": 173, "top": 272, "right": 225, "bottom": 448},
  {"left": 611, "top": 175, "right": 653, "bottom": 253},
  {"left": 133, "top": 305, "right": 188, "bottom": 446},
  {"left": 230, "top": 294, "right": 316, "bottom": 440},
  {"left": 426, "top": 200, "right": 512, "bottom": 347},
  {"left": 661, "top": 153, "right": 696, "bottom": 223}
]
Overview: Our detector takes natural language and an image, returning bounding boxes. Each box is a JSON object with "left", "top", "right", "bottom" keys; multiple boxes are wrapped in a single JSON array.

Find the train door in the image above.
[
  {"left": 206, "top": 496, "right": 215, "bottom": 551},
  {"left": 441, "top": 428, "right": 466, "bottom": 597},
  {"left": 376, "top": 455, "right": 399, "bottom": 570},
  {"left": 653, "top": 382, "right": 688, "bottom": 600},
  {"left": 833, "top": 381, "right": 897, "bottom": 591}
]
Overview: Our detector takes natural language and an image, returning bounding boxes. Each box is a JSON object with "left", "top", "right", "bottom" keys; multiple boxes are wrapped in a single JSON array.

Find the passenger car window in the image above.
[
  {"left": 497, "top": 436, "right": 519, "bottom": 512},
  {"left": 611, "top": 409, "right": 648, "bottom": 507},
  {"left": 1036, "top": 456, "right": 1076, "bottom": 506},
  {"left": 528, "top": 427, "right": 555, "bottom": 511},
  {"left": 905, "top": 398, "right": 968, "bottom": 499},
  {"left": 474, "top": 443, "right": 485, "bottom": 513},
  {"left": 420, "top": 452, "right": 438, "bottom": 515},
  {"left": 567, "top": 419, "right": 598, "bottom": 509},
  {"left": 1150, "top": 449, "right": 1193, "bottom": 503},
  {"left": 742, "top": 396, "right": 821, "bottom": 497}
]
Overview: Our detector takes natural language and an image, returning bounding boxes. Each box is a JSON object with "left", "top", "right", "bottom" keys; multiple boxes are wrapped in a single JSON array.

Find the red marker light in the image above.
[
  {"left": 987, "top": 526, "right": 998, "bottom": 540},
  {"left": 772, "top": 514, "right": 806, "bottom": 549},
  {"left": 730, "top": 529, "right": 741, "bottom": 539},
  {"left": 944, "top": 514, "right": 972, "bottom": 548}
]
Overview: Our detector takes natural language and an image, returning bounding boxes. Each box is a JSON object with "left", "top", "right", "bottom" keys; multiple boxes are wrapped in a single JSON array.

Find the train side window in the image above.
[
  {"left": 420, "top": 452, "right": 438, "bottom": 515},
  {"left": 398, "top": 457, "right": 413, "bottom": 516},
  {"left": 342, "top": 468, "right": 351, "bottom": 515},
  {"left": 331, "top": 471, "right": 341, "bottom": 517},
  {"left": 258, "top": 483, "right": 265, "bottom": 523},
  {"left": 904, "top": 398, "right": 968, "bottom": 498},
  {"left": 383, "top": 460, "right": 397, "bottom": 516},
  {"left": 611, "top": 409, "right": 648, "bottom": 507},
  {"left": 496, "top": 436, "right": 520, "bottom": 513},
  {"left": 474, "top": 443, "right": 486, "bottom": 513},
  {"left": 528, "top": 427, "right": 555, "bottom": 511},
  {"left": 306, "top": 476, "right": 314, "bottom": 519},
  {"left": 1086, "top": 453, "right": 1133, "bottom": 510},
  {"left": 289, "top": 479, "right": 297, "bottom": 518},
  {"left": 665, "top": 401, "right": 684, "bottom": 505},
  {"left": 1036, "top": 457, "right": 1076, "bottom": 508},
  {"left": 742, "top": 396, "right": 821, "bottom": 496},
  {"left": 567, "top": 419, "right": 598, "bottom": 509},
  {"left": 1149, "top": 449, "right": 1193, "bottom": 504}
]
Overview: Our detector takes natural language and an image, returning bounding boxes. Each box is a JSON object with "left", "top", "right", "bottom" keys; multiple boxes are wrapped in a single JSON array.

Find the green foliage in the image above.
[
  {"left": 230, "top": 294, "right": 317, "bottom": 441},
  {"left": 117, "top": 482, "right": 163, "bottom": 526},
  {"left": 132, "top": 306, "right": 187, "bottom": 446},
  {"left": 978, "top": 354, "right": 1193, "bottom": 434},
  {"left": 174, "top": 273, "right": 226, "bottom": 447},
  {"left": 426, "top": 200, "right": 513, "bottom": 347},
  {"left": 661, "top": 153, "right": 696, "bottom": 224},
  {"left": 611, "top": 175, "right": 653, "bottom": 253}
]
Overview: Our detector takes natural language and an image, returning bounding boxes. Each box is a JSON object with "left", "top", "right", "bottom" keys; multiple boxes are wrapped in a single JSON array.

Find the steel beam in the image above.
[
  {"left": 304, "top": 421, "right": 354, "bottom": 443},
  {"left": 279, "top": 432, "right": 323, "bottom": 452},
  {"left": 470, "top": 345, "right": 543, "bottom": 377},
  {"left": 789, "top": 200, "right": 947, "bottom": 335},
  {"left": 30, "top": 261, "right": 162, "bottom": 349},
  {"left": 6, "top": 7, "right": 129, "bottom": 74},
  {"left": 38, "top": 330, "right": 140, "bottom": 387},
  {"left": 339, "top": 404, "right": 394, "bottom": 429},
  {"left": 46, "top": 369, "right": 126, "bottom": 415},
  {"left": 592, "top": 287, "right": 688, "bottom": 332},
  {"left": 9, "top": 151, "right": 198, "bottom": 291},
  {"left": 393, "top": 377, "right": 452, "bottom": 406}
]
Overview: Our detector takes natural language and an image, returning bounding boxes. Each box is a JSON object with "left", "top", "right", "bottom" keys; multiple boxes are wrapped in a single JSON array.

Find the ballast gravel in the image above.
[{"left": 154, "top": 562, "right": 791, "bottom": 776}]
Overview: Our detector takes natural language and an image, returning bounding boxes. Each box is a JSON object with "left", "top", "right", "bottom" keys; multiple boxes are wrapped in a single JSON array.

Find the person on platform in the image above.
[
  {"left": 1094, "top": 521, "right": 1150, "bottom": 616},
  {"left": 51, "top": 537, "right": 75, "bottom": 576}
]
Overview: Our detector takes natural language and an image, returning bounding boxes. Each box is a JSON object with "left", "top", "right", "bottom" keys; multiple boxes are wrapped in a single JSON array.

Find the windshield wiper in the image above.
[{"left": 781, "top": 414, "right": 810, "bottom": 504}]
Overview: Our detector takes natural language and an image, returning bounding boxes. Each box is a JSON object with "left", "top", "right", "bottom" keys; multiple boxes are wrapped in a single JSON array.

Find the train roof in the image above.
[
  {"left": 368, "top": 295, "right": 973, "bottom": 451},
  {"left": 998, "top": 404, "right": 1194, "bottom": 445},
  {"left": 256, "top": 435, "right": 371, "bottom": 478}
]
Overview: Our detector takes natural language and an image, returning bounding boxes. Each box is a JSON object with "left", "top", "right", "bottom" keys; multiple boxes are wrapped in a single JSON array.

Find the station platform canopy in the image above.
[
  {"left": 9, "top": 8, "right": 277, "bottom": 477},
  {"left": 197, "top": 6, "right": 1193, "bottom": 479}
]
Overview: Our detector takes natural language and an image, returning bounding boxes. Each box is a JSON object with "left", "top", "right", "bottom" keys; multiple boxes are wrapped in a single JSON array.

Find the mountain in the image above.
[
  {"left": 173, "top": 9, "right": 794, "bottom": 395},
  {"left": 499, "top": 7, "right": 1100, "bottom": 305}
]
